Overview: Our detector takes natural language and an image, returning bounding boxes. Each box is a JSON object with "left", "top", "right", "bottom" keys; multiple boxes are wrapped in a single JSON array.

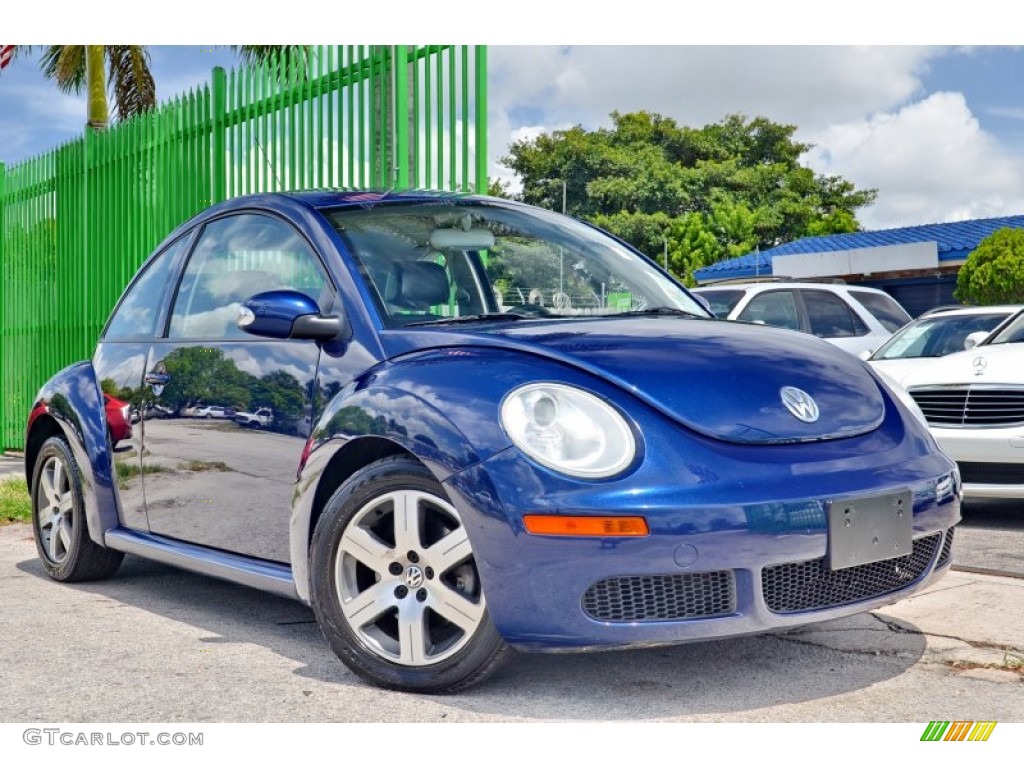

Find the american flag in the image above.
[{"left": 0, "top": 45, "right": 14, "bottom": 71}]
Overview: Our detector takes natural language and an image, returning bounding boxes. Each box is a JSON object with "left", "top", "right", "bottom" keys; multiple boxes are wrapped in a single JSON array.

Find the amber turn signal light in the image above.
[{"left": 523, "top": 515, "right": 649, "bottom": 537}]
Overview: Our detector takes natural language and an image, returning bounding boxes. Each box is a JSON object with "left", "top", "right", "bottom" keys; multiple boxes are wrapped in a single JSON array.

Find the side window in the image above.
[
  {"left": 737, "top": 291, "right": 800, "bottom": 331},
  {"left": 103, "top": 236, "right": 189, "bottom": 340},
  {"left": 803, "top": 290, "right": 868, "bottom": 338},
  {"left": 169, "top": 214, "right": 331, "bottom": 339},
  {"left": 849, "top": 290, "right": 911, "bottom": 333}
]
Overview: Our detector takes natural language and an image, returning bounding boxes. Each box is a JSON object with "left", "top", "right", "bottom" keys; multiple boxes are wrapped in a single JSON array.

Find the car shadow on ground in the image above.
[{"left": 15, "top": 553, "right": 928, "bottom": 720}]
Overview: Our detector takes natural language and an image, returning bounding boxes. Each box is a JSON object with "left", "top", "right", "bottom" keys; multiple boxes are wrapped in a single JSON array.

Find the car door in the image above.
[
  {"left": 92, "top": 234, "right": 192, "bottom": 531},
  {"left": 139, "top": 213, "right": 334, "bottom": 564}
]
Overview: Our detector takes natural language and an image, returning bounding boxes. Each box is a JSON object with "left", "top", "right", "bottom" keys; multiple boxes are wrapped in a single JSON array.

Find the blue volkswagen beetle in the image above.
[{"left": 25, "top": 191, "right": 960, "bottom": 692}]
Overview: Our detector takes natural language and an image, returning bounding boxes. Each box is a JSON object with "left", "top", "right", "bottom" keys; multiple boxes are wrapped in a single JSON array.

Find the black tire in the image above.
[
  {"left": 31, "top": 436, "right": 123, "bottom": 582},
  {"left": 310, "top": 455, "right": 511, "bottom": 693}
]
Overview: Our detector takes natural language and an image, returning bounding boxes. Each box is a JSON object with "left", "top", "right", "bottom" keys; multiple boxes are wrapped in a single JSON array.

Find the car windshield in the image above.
[
  {"left": 984, "top": 310, "right": 1024, "bottom": 345},
  {"left": 322, "top": 201, "right": 706, "bottom": 328},
  {"left": 870, "top": 311, "right": 1011, "bottom": 360}
]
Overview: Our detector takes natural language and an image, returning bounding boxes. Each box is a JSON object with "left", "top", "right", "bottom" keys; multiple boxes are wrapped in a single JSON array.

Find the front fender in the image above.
[
  {"left": 290, "top": 347, "right": 606, "bottom": 602},
  {"left": 25, "top": 361, "right": 119, "bottom": 547}
]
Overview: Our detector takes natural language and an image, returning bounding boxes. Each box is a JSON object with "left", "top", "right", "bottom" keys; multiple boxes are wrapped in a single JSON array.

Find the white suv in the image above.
[{"left": 692, "top": 281, "right": 911, "bottom": 356}]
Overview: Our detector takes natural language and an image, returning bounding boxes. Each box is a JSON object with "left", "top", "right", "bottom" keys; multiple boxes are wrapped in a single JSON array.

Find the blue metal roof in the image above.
[{"left": 694, "top": 214, "right": 1024, "bottom": 281}]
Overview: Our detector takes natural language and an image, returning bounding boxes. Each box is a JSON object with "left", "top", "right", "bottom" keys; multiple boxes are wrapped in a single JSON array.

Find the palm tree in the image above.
[{"left": 16, "top": 45, "right": 308, "bottom": 130}]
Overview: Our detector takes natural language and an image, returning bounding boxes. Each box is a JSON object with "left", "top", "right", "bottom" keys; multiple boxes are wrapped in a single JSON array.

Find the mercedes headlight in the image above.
[{"left": 500, "top": 383, "right": 637, "bottom": 478}]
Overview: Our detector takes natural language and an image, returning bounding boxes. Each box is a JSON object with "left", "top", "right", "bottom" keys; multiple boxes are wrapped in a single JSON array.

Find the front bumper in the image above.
[
  {"left": 445, "top": 449, "right": 960, "bottom": 651},
  {"left": 932, "top": 426, "right": 1024, "bottom": 499}
]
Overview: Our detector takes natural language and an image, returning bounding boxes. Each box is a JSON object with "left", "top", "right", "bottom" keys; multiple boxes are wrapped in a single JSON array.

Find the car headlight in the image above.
[
  {"left": 499, "top": 383, "right": 636, "bottom": 478},
  {"left": 874, "top": 369, "right": 929, "bottom": 429}
]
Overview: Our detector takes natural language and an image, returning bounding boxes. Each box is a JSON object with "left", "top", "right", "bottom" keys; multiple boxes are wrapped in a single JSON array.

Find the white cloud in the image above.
[
  {"left": 805, "top": 91, "right": 1024, "bottom": 228},
  {"left": 488, "top": 46, "right": 1024, "bottom": 230}
]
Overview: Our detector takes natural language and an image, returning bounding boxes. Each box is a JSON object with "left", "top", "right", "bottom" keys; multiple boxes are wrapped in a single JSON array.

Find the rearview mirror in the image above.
[
  {"left": 429, "top": 227, "right": 495, "bottom": 250},
  {"left": 238, "top": 290, "right": 349, "bottom": 342}
]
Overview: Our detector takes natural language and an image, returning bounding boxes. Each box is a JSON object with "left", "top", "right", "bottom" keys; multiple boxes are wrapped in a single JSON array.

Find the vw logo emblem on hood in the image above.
[
  {"left": 780, "top": 386, "right": 820, "bottom": 423},
  {"left": 973, "top": 356, "right": 987, "bottom": 376}
]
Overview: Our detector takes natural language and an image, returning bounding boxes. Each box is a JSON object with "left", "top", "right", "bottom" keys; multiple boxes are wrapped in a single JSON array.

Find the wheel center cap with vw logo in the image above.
[
  {"left": 780, "top": 386, "right": 820, "bottom": 423},
  {"left": 404, "top": 565, "right": 425, "bottom": 588}
]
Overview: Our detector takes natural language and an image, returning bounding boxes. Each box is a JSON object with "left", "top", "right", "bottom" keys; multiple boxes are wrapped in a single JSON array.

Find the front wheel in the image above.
[
  {"left": 31, "top": 436, "right": 123, "bottom": 582},
  {"left": 310, "top": 456, "right": 510, "bottom": 692}
]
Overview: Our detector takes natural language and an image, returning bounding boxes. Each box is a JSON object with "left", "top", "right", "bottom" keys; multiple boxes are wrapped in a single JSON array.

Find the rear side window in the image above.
[
  {"left": 849, "top": 290, "right": 911, "bottom": 333},
  {"left": 803, "top": 290, "right": 867, "bottom": 338},
  {"left": 103, "top": 236, "right": 189, "bottom": 340},
  {"left": 693, "top": 289, "right": 744, "bottom": 317},
  {"left": 737, "top": 290, "right": 800, "bottom": 330}
]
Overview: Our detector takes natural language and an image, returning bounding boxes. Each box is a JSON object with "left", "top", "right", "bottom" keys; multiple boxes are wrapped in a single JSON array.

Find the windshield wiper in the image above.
[
  {"left": 611, "top": 307, "right": 708, "bottom": 319},
  {"left": 404, "top": 313, "right": 530, "bottom": 327}
]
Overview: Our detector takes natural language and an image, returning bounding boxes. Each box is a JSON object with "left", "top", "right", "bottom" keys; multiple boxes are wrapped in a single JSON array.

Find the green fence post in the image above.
[
  {"left": 0, "top": 160, "right": 6, "bottom": 446},
  {"left": 474, "top": 46, "right": 488, "bottom": 194},
  {"left": 394, "top": 45, "right": 410, "bottom": 189},
  {"left": 212, "top": 66, "right": 227, "bottom": 204},
  {"left": 82, "top": 127, "right": 92, "bottom": 355}
]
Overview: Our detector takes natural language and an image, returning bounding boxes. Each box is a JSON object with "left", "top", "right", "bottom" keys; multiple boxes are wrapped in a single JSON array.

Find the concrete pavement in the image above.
[{"left": 0, "top": 520, "right": 1020, "bottom": 722}]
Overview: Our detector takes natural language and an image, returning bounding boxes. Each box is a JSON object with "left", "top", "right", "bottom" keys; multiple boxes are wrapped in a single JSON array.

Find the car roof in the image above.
[
  {"left": 918, "top": 304, "right": 1023, "bottom": 317},
  {"left": 693, "top": 282, "right": 888, "bottom": 294}
]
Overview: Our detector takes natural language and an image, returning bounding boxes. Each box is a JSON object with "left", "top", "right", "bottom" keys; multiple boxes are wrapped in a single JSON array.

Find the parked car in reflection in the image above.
[
  {"left": 901, "top": 310, "right": 1024, "bottom": 500},
  {"left": 193, "top": 405, "right": 235, "bottom": 419},
  {"left": 24, "top": 191, "right": 960, "bottom": 693},
  {"left": 103, "top": 394, "right": 133, "bottom": 448},
  {"left": 692, "top": 281, "right": 911, "bottom": 357},
  {"left": 867, "top": 305, "right": 1023, "bottom": 381},
  {"left": 235, "top": 407, "right": 274, "bottom": 428}
]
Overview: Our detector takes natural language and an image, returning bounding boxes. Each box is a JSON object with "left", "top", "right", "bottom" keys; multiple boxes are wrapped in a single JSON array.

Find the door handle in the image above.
[{"left": 144, "top": 372, "right": 170, "bottom": 386}]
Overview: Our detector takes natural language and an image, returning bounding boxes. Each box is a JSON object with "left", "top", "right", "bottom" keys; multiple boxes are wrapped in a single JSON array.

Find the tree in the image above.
[
  {"left": 501, "top": 111, "right": 877, "bottom": 282},
  {"left": 954, "top": 228, "right": 1024, "bottom": 305},
  {"left": 6, "top": 45, "right": 307, "bottom": 130}
]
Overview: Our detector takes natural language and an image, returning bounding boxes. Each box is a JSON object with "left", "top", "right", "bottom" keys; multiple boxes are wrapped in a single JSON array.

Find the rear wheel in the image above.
[
  {"left": 310, "top": 456, "right": 510, "bottom": 692},
  {"left": 31, "top": 436, "right": 123, "bottom": 582}
]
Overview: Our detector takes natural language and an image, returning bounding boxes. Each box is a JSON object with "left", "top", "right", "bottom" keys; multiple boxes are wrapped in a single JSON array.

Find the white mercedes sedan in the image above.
[{"left": 900, "top": 312, "right": 1024, "bottom": 500}]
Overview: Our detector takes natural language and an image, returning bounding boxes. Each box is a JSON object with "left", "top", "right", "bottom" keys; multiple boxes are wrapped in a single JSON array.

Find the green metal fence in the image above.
[{"left": 0, "top": 45, "right": 488, "bottom": 449}]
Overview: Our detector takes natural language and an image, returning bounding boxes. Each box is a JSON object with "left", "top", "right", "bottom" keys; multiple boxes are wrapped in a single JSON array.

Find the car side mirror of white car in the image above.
[
  {"left": 964, "top": 331, "right": 988, "bottom": 350},
  {"left": 858, "top": 350, "right": 872, "bottom": 361}
]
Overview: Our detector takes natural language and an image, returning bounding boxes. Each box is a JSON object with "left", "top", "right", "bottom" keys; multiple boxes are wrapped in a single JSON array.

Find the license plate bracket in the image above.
[{"left": 827, "top": 490, "right": 912, "bottom": 570}]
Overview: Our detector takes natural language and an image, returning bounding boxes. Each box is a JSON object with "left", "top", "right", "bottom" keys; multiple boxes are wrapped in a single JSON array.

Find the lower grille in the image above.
[
  {"left": 958, "top": 462, "right": 1024, "bottom": 485},
  {"left": 937, "top": 526, "right": 956, "bottom": 569},
  {"left": 583, "top": 571, "right": 735, "bottom": 622},
  {"left": 763, "top": 533, "right": 942, "bottom": 614}
]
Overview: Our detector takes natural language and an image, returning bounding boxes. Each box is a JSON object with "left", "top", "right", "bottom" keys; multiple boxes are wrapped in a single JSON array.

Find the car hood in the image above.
[
  {"left": 899, "top": 343, "right": 1024, "bottom": 388},
  {"left": 868, "top": 357, "right": 937, "bottom": 385},
  {"left": 385, "top": 317, "right": 887, "bottom": 444}
]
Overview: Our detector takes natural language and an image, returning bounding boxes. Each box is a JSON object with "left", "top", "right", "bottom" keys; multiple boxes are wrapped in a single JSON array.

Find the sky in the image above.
[{"left": 3, "top": 8, "right": 1024, "bottom": 233}]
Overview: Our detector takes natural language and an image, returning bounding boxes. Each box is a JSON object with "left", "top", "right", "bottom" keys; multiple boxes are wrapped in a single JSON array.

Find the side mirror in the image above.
[
  {"left": 238, "top": 290, "right": 349, "bottom": 342},
  {"left": 858, "top": 350, "right": 872, "bottom": 361},
  {"left": 963, "top": 331, "right": 988, "bottom": 350}
]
